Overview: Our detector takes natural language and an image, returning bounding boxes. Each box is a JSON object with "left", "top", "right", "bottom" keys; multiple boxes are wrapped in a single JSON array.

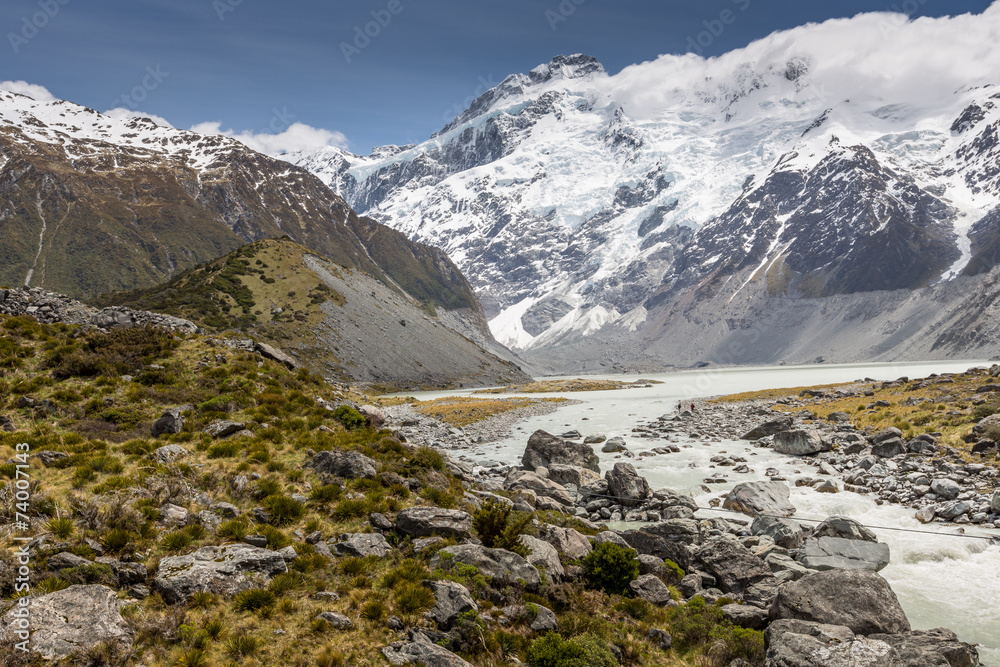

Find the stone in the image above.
[
  {"left": 358, "top": 404, "right": 386, "bottom": 429},
  {"left": 751, "top": 515, "right": 804, "bottom": 549},
  {"left": 315, "top": 611, "right": 354, "bottom": 630},
  {"left": 538, "top": 524, "right": 593, "bottom": 560},
  {"left": 413, "top": 537, "right": 445, "bottom": 551},
  {"left": 795, "top": 536, "right": 890, "bottom": 572},
  {"left": 304, "top": 449, "right": 379, "bottom": 479},
  {"left": 647, "top": 628, "right": 672, "bottom": 650},
  {"left": 503, "top": 469, "right": 573, "bottom": 506},
  {"left": 521, "top": 429, "right": 600, "bottom": 472},
  {"left": 872, "top": 437, "right": 907, "bottom": 458},
  {"left": 873, "top": 427, "right": 903, "bottom": 443},
  {"left": 520, "top": 534, "right": 565, "bottom": 580},
  {"left": 765, "top": 553, "right": 815, "bottom": 582},
  {"left": 33, "top": 450, "right": 69, "bottom": 466},
  {"left": 678, "top": 573, "right": 703, "bottom": 598},
  {"left": 629, "top": 573, "right": 673, "bottom": 605},
  {"left": 213, "top": 501, "right": 240, "bottom": 518},
  {"left": 602, "top": 436, "right": 629, "bottom": 453},
  {"left": 870, "top": 627, "right": 981, "bottom": 667},
  {"left": 152, "top": 543, "right": 287, "bottom": 604},
  {"left": 693, "top": 537, "right": 774, "bottom": 595},
  {"left": 424, "top": 579, "right": 478, "bottom": 629},
  {"left": 396, "top": 507, "right": 472, "bottom": 538},
  {"left": 431, "top": 544, "right": 540, "bottom": 589},
  {"left": 253, "top": 341, "right": 297, "bottom": 369},
  {"left": 930, "top": 478, "right": 961, "bottom": 500},
  {"left": 332, "top": 532, "right": 393, "bottom": 558},
  {"left": 827, "top": 411, "right": 852, "bottom": 423},
  {"left": 500, "top": 603, "right": 558, "bottom": 632},
  {"left": 723, "top": 481, "right": 796, "bottom": 517},
  {"left": 605, "top": 462, "right": 650, "bottom": 506},
  {"left": 653, "top": 487, "right": 699, "bottom": 510},
  {"left": 152, "top": 443, "right": 189, "bottom": 463},
  {"left": 152, "top": 408, "right": 186, "bottom": 437},
  {"left": 204, "top": 420, "right": 245, "bottom": 438},
  {"left": 382, "top": 632, "right": 474, "bottom": 667},
  {"left": 161, "top": 503, "right": 190, "bottom": 526},
  {"left": 638, "top": 553, "right": 665, "bottom": 576},
  {"left": 936, "top": 500, "right": 973, "bottom": 520},
  {"left": 0, "top": 414, "right": 14, "bottom": 432},
  {"left": 0, "top": 585, "right": 132, "bottom": 660},
  {"left": 811, "top": 516, "right": 877, "bottom": 542},
  {"left": 591, "top": 530, "right": 631, "bottom": 549},
  {"left": 48, "top": 551, "right": 92, "bottom": 570},
  {"left": 546, "top": 463, "right": 601, "bottom": 488},
  {"left": 991, "top": 490, "right": 1000, "bottom": 515},
  {"left": 741, "top": 416, "right": 794, "bottom": 440},
  {"left": 721, "top": 603, "right": 769, "bottom": 630},
  {"left": 770, "top": 569, "right": 910, "bottom": 635},
  {"left": 370, "top": 512, "right": 394, "bottom": 532},
  {"left": 773, "top": 430, "right": 829, "bottom": 456}
]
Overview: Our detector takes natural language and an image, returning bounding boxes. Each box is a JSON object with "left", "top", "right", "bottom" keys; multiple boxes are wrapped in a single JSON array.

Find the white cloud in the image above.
[
  {"left": 103, "top": 106, "right": 175, "bottom": 129},
  {"left": 0, "top": 80, "right": 57, "bottom": 102},
  {"left": 607, "top": 4, "right": 1000, "bottom": 121},
  {"left": 189, "top": 121, "right": 350, "bottom": 155}
]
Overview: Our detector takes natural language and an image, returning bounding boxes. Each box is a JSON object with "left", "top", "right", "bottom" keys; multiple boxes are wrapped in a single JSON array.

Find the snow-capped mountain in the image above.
[{"left": 286, "top": 9, "right": 1000, "bottom": 368}]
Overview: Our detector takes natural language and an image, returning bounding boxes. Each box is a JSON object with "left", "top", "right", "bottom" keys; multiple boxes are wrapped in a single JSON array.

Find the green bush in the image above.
[
  {"left": 333, "top": 405, "right": 366, "bottom": 430},
  {"left": 667, "top": 594, "right": 764, "bottom": 664},
  {"left": 262, "top": 495, "right": 304, "bottom": 525},
  {"left": 582, "top": 541, "right": 639, "bottom": 596},
  {"left": 232, "top": 588, "right": 275, "bottom": 613},
  {"left": 526, "top": 632, "right": 617, "bottom": 667},
  {"left": 472, "top": 498, "right": 531, "bottom": 556}
]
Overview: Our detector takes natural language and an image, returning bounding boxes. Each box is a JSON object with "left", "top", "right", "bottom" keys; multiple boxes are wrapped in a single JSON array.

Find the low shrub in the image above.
[
  {"left": 232, "top": 588, "right": 275, "bottom": 613},
  {"left": 472, "top": 498, "right": 531, "bottom": 556},
  {"left": 333, "top": 405, "right": 366, "bottom": 430},
  {"left": 583, "top": 541, "right": 639, "bottom": 596},
  {"left": 526, "top": 632, "right": 617, "bottom": 667}
]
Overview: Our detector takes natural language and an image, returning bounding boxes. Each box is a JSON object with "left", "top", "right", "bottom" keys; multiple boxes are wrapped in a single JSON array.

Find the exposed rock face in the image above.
[
  {"left": 254, "top": 341, "right": 297, "bottom": 370},
  {"left": 773, "top": 430, "right": 829, "bottom": 456},
  {"left": 771, "top": 570, "right": 910, "bottom": 635},
  {"left": 692, "top": 537, "right": 775, "bottom": 596},
  {"left": 424, "top": 580, "right": 478, "bottom": 630},
  {"left": 0, "top": 585, "right": 132, "bottom": 660},
  {"left": 723, "top": 481, "right": 796, "bottom": 517},
  {"left": 795, "top": 537, "right": 890, "bottom": 572},
  {"left": 605, "top": 462, "right": 650, "bottom": 506},
  {"left": 521, "top": 430, "right": 600, "bottom": 472},
  {"left": 721, "top": 603, "right": 770, "bottom": 630},
  {"left": 395, "top": 507, "right": 473, "bottom": 538},
  {"left": 304, "top": 450, "right": 379, "bottom": 479},
  {"left": 152, "top": 544, "right": 288, "bottom": 604},
  {"left": 629, "top": 574, "right": 673, "bottom": 605},
  {"left": 332, "top": 533, "right": 393, "bottom": 558},
  {"left": 430, "top": 545, "right": 540, "bottom": 589},
  {"left": 742, "top": 416, "right": 794, "bottom": 440},
  {"left": 382, "top": 632, "right": 474, "bottom": 666},
  {"left": 0, "top": 287, "right": 199, "bottom": 333},
  {"left": 152, "top": 409, "right": 186, "bottom": 437}
]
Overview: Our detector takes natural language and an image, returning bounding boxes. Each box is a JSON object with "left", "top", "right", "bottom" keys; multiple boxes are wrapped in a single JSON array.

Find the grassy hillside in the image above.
[{"left": 0, "top": 315, "right": 758, "bottom": 667}]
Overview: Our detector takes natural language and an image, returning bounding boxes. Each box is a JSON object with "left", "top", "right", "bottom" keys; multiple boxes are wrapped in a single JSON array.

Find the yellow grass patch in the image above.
[{"left": 412, "top": 396, "right": 568, "bottom": 426}]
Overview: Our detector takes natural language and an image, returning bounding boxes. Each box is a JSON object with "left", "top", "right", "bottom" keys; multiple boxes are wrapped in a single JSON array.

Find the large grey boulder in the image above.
[
  {"left": 629, "top": 574, "right": 672, "bottom": 605},
  {"left": 991, "top": 490, "right": 1000, "bottom": 514},
  {"left": 872, "top": 437, "right": 907, "bottom": 458},
  {"left": 723, "top": 481, "right": 796, "bottom": 517},
  {"left": 692, "top": 537, "right": 775, "bottom": 595},
  {"left": 358, "top": 404, "right": 386, "bottom": 429},
  {"left": 721, "top": 603, "right": 769, "bottom": 630},
  {"left": 771, "top": 569, "right": 910, "bottom": 635},
  {"left": 304, "top": 450, "right": 379, "bottom": 479},
  {"left": 930, "top": 478, "right": 961, "bottom": 501},
  {"left": 871, "top": 628, "right": 981, "bottom": 667},
  {"left": 314, "top": 611, "right": 354, "bottom": 629},
  {"left": 383, "top": 632, "right": 474, "bottom": 666},
  {"left": 795, "top": 537, "right": 890, "bottom": 571},
  {"left": 521, "top": 429, "right": 599, "bottom": 472},
  {"left": 396, "top": 507, "right": 472, "bottom": 538},
  {"left": 500, "top": 603, "right": 558, "bottom": 632},
  {"left": 503, "top": 469, "right": 573, "bottom": 506},
  {"left": 254, "top": 341, "right": 298, "bottom": 370},
  {"left": 520, "top": 534, "right": 565, "bottom": 580},
  {"left": 751, "top": 515, "right": 804, "bottom": 549},
  {"left": 152, "top": 443, "right": 189, "bottom": 463},
  {"left": 811, "top": 516, "right": 877, "bottom": 543},
  {"left": 873, "top": 427, "right": 903, "bottom": 443},
  {"left": 152, "top": 408, "right": 186, "bottom": 437},
  {"left": 742, "top": 415, "right": 794, "bottom": 440},
  {"left": 204, "top": 420, "right": 244, "bottom": 438},
  {"left": 424, "top": 580, "right": 478, "bottom": 630},
  {"left": 431, "top": 544, "right": 540, "bottom": 589},
  {"left": 332, "top": 532, "right": 393, "bottom": 558},
  {"left": 773, "top": 430, "right": 829, "bottom": 456},
  {"left": 0, "top": 585, "right": 132, "bottom": 660},
  {"left": 152, "top": 543, "right": 287, "bottom": 604},
  {"left": 605, "top": 462, "right": 650, "bottom": 506},
  {"left": 537, "top": 524, "right": 592, "bottom": 560},
  {"left": 601, "top": 436, "right": 628, "bottom": 453},
  {"left": 546, "top": 463, "right": 600, "bottom": 488}
]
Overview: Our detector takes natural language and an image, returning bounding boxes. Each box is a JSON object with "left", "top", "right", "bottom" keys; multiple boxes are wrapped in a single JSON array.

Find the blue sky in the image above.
[{"left": 1, "top": 0, "right": 995, "bottom": 153}]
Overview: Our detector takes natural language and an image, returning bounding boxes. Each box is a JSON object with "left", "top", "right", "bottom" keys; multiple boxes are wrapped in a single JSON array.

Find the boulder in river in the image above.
[
  {"left": 692, "top": 536, "right": 775, "bottom": 596},
  {"left": 522, "top": 429, "right": 600, "bottom": 472},
  {"left": 811, "top": 515, "right": 877, "bottom": 542},
  {"left": 546, "top": 463, "right": 600, "bottom": 488},
  {"left": 795, "top": 536, "right": 890, "bottom": 571},
  {"left": 723, "top": 480, "right": 796, "bottom": 517},
  {"left": 872, "top": 437, "right": 907, "bottom": 458},
  {"left": 751, "top": 515, "right": 804, "bottom": 549},
  {"left": 770, "top": 569, "right": 910, "bottom": 635},
  {"left": 605, "top": 462, "right": 650, "bottom": 506},
  {"left": 504, "top": 469, "right": 573, "bottom": 506},
  {"left": 773, "top": 430, "right": 830, "bottom": 456},
  {"left": 741, "top": 415, "right": 794, "bottom": 440}
]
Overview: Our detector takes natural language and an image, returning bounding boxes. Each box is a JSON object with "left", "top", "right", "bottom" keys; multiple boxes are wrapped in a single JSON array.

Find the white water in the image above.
[{"left": 407, "top": 361, "right": 1000, "bottom": 663}]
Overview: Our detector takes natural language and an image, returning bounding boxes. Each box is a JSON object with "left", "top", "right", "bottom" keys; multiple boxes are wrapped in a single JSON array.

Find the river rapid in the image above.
[{"left": 407, "top": 361, "right": 1000, "bottom": 663}]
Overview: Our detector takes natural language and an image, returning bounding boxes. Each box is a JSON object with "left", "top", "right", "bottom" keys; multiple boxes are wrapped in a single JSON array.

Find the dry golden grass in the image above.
[{"left": 412, "top": 396, "right": 567, "bottom": 427}]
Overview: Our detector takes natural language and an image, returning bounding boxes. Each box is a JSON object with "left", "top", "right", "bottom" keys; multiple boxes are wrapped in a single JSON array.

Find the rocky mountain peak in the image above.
[{"left": 528, "top": 54, "right": 605, "bottom": 84}]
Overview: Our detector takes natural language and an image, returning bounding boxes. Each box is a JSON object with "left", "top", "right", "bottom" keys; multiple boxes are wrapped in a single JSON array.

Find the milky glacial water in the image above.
[{"left": 408, "top": 361, "right": 1000, "bottom": 662}]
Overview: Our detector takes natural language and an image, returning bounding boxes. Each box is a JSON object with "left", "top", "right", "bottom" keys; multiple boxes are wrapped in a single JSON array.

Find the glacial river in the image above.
[{"left": 409, "top": 361, "right": 1000, "bottom": 663}]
